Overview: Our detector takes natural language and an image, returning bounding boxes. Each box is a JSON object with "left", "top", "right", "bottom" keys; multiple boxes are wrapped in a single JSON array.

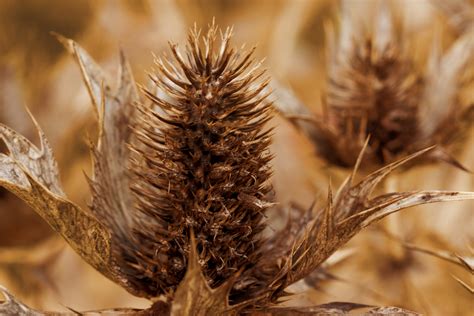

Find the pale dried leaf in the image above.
[
  {"left": 0, "top": 120, "right": 114, "bottom": 281},
  {"left": 431, "top": 0, "right": 474, "bottom": 34},
  {"left": 0, "top": 285, "right": 147, "bottom": 315},
  {"left": 254, "top": 302, "right": 372, "bottom": 315},
  {"left": 401, "top": 242, "right": 473, "bottom": 273},
  {"left": 419, "top": 30, "right": 474, "bottom": 138},
  {"left": 171, "top": 233, "right": 236, "bottom": 316},
  {"left": 57, "top": 35, "right": 139, "bottom": 237},
  {"left": 0, "top": 285, "right": 44, "bottom": 316},
  {"left": 257, "top": 148, "right": 474, "bottom": 299},
  {"left": 0, "top": 110, "right": 62, "bottom": 195},
  {"left": 373, "top": 1, "right": 393, "bottom": 53},
  {"left": 338, "top": 0, "right": 361, "bottom": 56},
  {"left": 364, "top": 306, "right": 420, "bottom": 315},
  {"left": 451, "top": 275, "right": 474, "bottom": 294},
  {"left": 254, "top": 302, "right": 419, "bottom": 315}
]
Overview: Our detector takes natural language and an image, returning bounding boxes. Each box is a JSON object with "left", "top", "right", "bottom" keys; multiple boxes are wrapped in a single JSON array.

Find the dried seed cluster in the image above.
[
  {"left": 126, "top": 24, "right": 273, "bottom": 296},
  {"left": 327, "top": 39, "right": 421, "bottom": 166},
  {"left": 276, "top": 6, "right": 473, "bottom": 172}
]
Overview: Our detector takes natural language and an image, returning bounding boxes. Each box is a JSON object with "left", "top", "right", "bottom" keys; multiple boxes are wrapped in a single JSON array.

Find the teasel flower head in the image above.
[
  {"left": 124, "top": 22, "right": 273, "bottom": 297},
  {"left": 275, "top": 3, "right": 474, "bottom": 172},
  {"left": 1, "top": 23, "right": 474, "bottom": 315}
]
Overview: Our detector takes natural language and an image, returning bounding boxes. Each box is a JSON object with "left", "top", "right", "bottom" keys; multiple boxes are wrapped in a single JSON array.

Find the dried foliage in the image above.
[
  {"left": 431, "top": 0, "right": 474, "bottom": 34},
  {"left": 401, "top": 241, "right": 474, "bottom": 294},
  {"left": 0, "top": 66, "right": 54, "bottom": 248},
  {"left": 1, "top": 15, "right": 474, "bottom": 316},
  {"left": 275, "top": 3, "right": 474, "bottom": 172}
]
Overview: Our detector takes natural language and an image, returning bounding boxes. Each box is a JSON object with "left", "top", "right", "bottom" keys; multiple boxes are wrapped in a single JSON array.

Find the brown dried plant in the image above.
[
  {"left": 0, "top": 23, "right": 473, "bottom": 315},
  {"left": 271, "top": 4, "right": 474, "bottom": 311},
  {"left": 432, "top": 0, "right": 474, "bottom": 35},
  {"left": 400, "top": 240, "right": 474, "bottom": 294},
  {"left": 275, "top": 4, "right": 474, "bottom": 172}
]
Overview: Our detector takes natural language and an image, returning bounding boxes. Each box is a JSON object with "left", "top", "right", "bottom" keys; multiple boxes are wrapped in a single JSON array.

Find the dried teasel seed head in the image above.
[
  {"left": 124, "top": 22, "right": 274, "bottom": 298},
  {"left": 274, "top": 3, "right": 474, "bottom": 172}
]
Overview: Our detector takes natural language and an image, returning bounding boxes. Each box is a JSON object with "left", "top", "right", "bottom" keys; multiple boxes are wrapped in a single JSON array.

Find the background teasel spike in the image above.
[{"left": 274, "top": 2, "right": 474, "bottom": 172}]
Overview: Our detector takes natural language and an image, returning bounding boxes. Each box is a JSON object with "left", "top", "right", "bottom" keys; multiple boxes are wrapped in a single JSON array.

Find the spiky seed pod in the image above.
[
  {"left": 326, "top": 38, "right": 422, "bottom": 167},
  {"left": 275, "top": 4, "right": 474, "bottom": 172},
  {"left": 125, "top": 23, "right": 273, "bottom": 297}
]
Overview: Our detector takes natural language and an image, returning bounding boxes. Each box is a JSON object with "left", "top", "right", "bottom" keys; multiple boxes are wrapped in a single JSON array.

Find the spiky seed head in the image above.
[
  {"left": 276, "top": 5, "right": 473, "bottom": 172},
  {"left": 327, "top": 39, "right": 422, "bottom": 167},
  {"left": 124, "top": 22, "right": 274, "bottom": 297}
]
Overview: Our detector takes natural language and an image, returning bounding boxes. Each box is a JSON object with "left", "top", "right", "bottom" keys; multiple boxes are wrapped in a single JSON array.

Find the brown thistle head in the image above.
[
  {"left": 325, "top": 36, "right": 421, "bottom": 167},
  {"left": 275, "top": 4, "right": 474, "bottom": 172},
  {"left": 123, "top": 22, "right": 274, "bottom": 297}
]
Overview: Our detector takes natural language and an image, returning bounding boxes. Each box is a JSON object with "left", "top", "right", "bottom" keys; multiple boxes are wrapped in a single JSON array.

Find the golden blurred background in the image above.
[{"left": 0, "top": 0, "right": 472, "bottom": 314}]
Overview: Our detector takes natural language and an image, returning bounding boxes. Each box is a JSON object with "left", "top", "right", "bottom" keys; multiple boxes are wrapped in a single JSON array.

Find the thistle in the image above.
[
  {"left": 116, "top": 23, "right": 273, "bottom": 298},
  {"left": 0, "top": 23, "right": 473, "bottom": 315},
  {"left": 275, "top": 3, "right": 474, "bottom": 172}
]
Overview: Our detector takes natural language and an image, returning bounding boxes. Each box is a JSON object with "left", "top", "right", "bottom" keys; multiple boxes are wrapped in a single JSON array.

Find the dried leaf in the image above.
[
  {"left": 0, "top": 285, "right": 147, "bottom": 315},
  {"left": 56, "top": 34, "right": 140, "bottom": 239},
  {"left": 451, "top": 275, "right": 474, "bottom": 294},
  {"left": 254, "top": 302, "right": 373, "bottom": 315},
  {"left": 55, "top": 36, "right": 152, "bottom": 296},
  {"left": 419, "top": 29, "right": 474, "bottom": 138},
  {"left": 171, "top": 233, "right": 237, "bottom": 316},
  {"left": 364, "top": 306, "right": 420, "bottom": 315},
  {"left": 401, "top": 242, "right": 473, "bottom": 273},
  {"left": 0, "top": 117, "right": 113, "bottom": 279},
  {"left": 0, "top": 285, "right": 44, "bottom": 316},
  {"left": 254, "top": 302, "right": 419, "bottom": 315},
  {"left": 431, "top": 0, "right": 474, "bottom": 34},
  {"left": 242, "top": 147, "right": 474, "bottom": 304}
]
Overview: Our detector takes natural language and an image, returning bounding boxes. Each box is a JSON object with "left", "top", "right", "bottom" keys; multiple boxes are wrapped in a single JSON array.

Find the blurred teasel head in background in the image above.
[{"left": 275, "top": 2, "right": 474, "bottom": 172}]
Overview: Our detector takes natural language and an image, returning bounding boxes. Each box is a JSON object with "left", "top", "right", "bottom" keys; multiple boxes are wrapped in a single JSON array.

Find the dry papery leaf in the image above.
[
  {"left": 0, "top": 65, "right": 55, "bottom": 248},
  {"left": 401, "top": 241, "right": 474, "bottom": 294},
  {"left": 1, "top": 23, "right": 473, "bottom": 315},
  {"left": 274, "top": 2, "right": 474, "bottom": 173},
  {"left": 431, "top": 0, "right": 474, "bottom": 35}
]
